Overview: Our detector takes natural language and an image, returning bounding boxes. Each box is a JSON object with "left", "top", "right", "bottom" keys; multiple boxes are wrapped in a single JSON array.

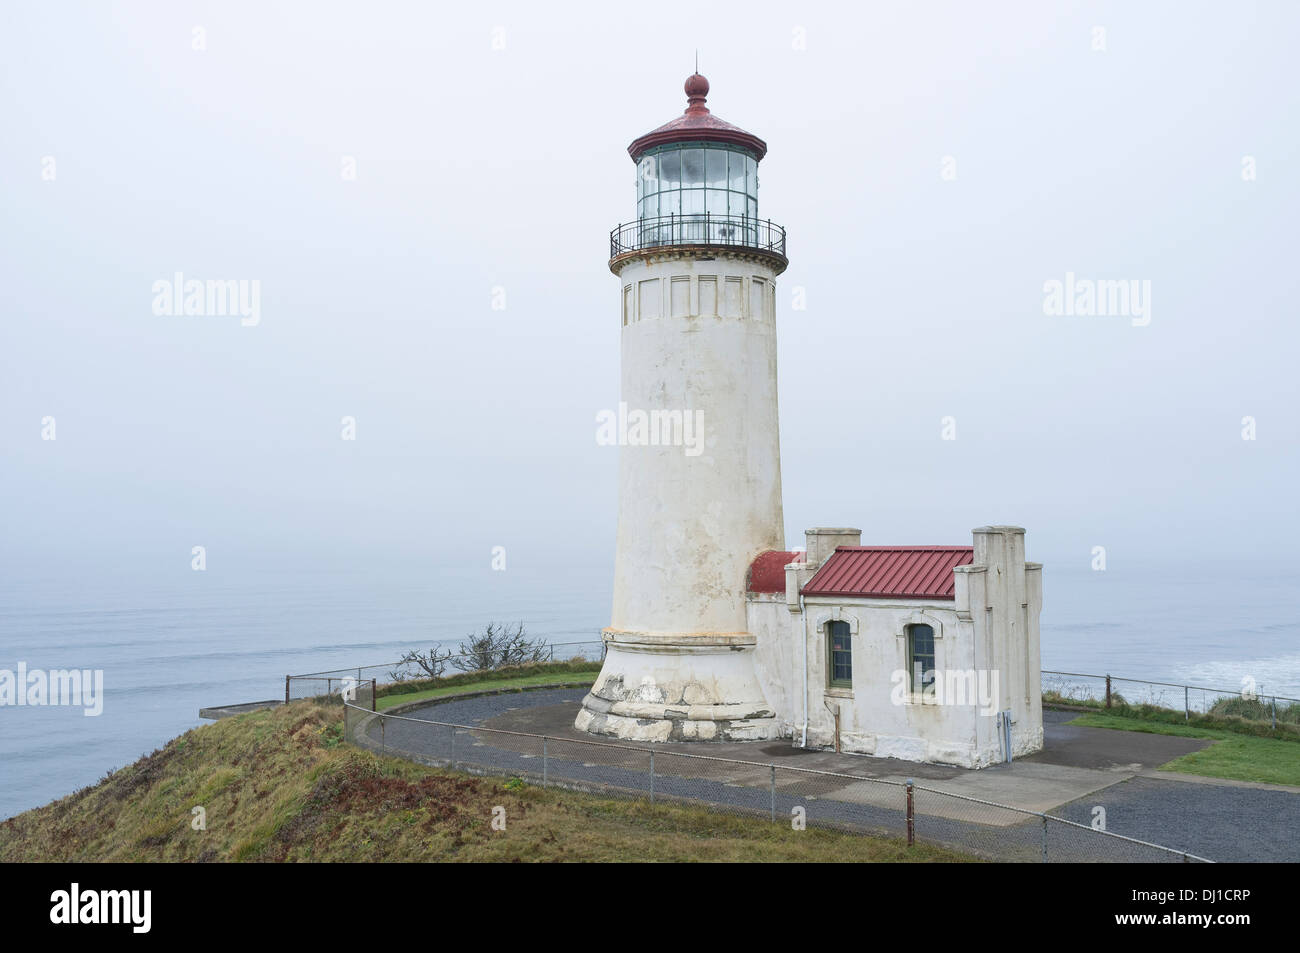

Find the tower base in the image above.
[{"left": 574, "top": 630, "right": 778, "bottom": 742}]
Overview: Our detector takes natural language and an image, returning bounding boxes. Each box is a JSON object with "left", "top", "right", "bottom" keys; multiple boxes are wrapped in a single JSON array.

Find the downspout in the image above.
[{"left": 799, "top": 593, "right": 809, "bottom": 748}]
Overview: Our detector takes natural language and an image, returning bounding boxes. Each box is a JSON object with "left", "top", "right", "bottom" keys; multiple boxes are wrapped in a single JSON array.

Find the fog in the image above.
[{"left": 3, "top": 0, "right": 1297, "bottom": 581}]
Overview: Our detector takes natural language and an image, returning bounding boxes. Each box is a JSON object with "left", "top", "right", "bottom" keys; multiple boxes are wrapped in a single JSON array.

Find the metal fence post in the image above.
[
  {"left": 905, "top": 779, "right": 914, "bottom": 847},
  {"left": 1041, "top": 815, "right": 1048, "bottom": 862},
  {"left": 1273, "top": 696, "right": 1278, "bottom": 730},
  {"left": 1105, "top": 674, "right": 1111, "bottom": 708},
  {"left": 380, "top": 715, "right": 386, "bottom": 755},
  {"left": 769, "top": 765, "right": 776, "bottom": 822},
  {"left": 370, "top": 679, "right": 376, "bottom": 713},
  {"left": 1185, "top": 685, "right": 1189, "bottom": 721},
  {"left": 543, "top": 737, "right": 549, "bottom": 788},
  {"left": 284, "top": 675, "right": 290, "bottom": 704}
]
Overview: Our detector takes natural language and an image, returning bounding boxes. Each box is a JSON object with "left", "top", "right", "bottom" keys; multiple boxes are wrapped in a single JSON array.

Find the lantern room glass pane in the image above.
[
  {"left": 728, "top": 151, "right": 746, "bottom": 191},
  {"left": 638, "top": 154, "right": 657, "bottom": 193},
  {"left": 706, "top": 149, "right": 728, "bottom": 189},
  {"left": 634, "top": 146, "right": 767, "bottom": 227},
  {"left": 681, "top": 148, "right": 704, "bottom": 187},
  {"left": 659, "top": 150, "right": 681, "bottom": 189}
]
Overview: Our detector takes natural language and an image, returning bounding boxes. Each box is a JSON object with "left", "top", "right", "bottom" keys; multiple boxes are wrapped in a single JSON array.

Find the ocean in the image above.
[{"left": 1, "top": 562, "right": 1297, "bottom": 820}]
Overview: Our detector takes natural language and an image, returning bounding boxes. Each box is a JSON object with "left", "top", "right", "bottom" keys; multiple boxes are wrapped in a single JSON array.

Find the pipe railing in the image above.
[{"left": 610, "top": 213, "right": 786, "bottom": 258}]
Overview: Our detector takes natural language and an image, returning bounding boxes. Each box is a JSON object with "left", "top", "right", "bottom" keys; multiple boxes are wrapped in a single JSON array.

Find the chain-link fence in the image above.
[
  {"left": 284, "top": 658, "right": 1275, "bottom": 860},
  {"left": 286, "top": 639, "right": 605, "bottom": 702},
  {"left": 293, "top": 676, "right": 376, "bottom": 711},
  {"left": 1043, "top": 670, "right": 1300, "bottom": 730},
  {"left": 342, "top": 700, "right": 1212, "bottom": 863}
]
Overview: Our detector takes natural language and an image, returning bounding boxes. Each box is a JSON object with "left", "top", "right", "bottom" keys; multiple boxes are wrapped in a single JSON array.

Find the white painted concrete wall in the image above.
[
  {"left": 578, "top": 248, "right": 787, "bottom": 742},
  {"left": 748, "top": 591, "right": 797, "bottom": 736},
  {"left": 609, "top": 250, "right": 784, "bottom": 638},
  {"left": 747, "top": 526, "right": 1044, "bottom": 768}
]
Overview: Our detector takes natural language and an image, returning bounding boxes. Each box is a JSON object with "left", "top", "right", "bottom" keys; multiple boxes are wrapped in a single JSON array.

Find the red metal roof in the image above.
[
  {"left": 746, "top": 550, "right": 802, "bottom": 594},
  {"left": 628, "top": 73, "right": 768, "bottom": 161},
  {"left": 801, "top": 547, "right": 974, "bottom": 600}
]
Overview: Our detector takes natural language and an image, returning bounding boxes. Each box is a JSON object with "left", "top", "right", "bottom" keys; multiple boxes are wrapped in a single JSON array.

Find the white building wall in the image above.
[
  {"left": 962, "top": 526, "right": 1044, "bottom": 759},
  {"left": 578, "top": 248, "right": 787, "bottom": 743},
  {"left": 797, "top": 599, "right": 976, "bottom": 763},
  {"left": 748, "top": 526, "right": 1044, "bottom": 769},
  {"left": 609, "top": 250, "right": 784, "bottom": 637},
  {"left": 748, "top": 592, "right": 796, "bottom": 737}
]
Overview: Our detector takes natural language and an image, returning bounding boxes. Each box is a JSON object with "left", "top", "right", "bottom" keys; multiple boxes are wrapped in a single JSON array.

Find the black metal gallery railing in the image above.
[{"left": 610, "top": 213, "right": 786, "bottom": 259}]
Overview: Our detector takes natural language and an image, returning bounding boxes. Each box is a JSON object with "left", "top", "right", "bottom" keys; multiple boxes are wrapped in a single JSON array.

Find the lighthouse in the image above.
[{"left": 576, "top": 73, "right": 787, "bottom": 742}]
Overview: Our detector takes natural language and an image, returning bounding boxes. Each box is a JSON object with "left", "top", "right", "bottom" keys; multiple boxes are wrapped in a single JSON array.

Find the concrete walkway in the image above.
[
  {"left": 199, "top": 699, "right": 282, "bottom": 720},
  {"left": 359, "top": 689, "right": 1300, "bottom": 860},
  {"left": 477, "top": 702, "right": 1210, "bottom": 817}
]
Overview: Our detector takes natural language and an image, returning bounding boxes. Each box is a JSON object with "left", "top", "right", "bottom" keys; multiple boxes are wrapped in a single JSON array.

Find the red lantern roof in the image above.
[{"left": 628, "top": 73, "right": 768, "bottom": 161}]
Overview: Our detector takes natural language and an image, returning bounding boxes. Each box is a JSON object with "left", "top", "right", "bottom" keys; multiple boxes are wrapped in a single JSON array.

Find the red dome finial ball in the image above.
[{"left": 684, "top": 72, "right": 709, "bottom": 113}]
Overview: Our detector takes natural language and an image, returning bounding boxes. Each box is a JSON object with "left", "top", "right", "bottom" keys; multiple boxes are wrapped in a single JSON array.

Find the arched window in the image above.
[
  {"left": 827, "top": 620, "right": 852, "bottom": 688},
  {"left": 908, "top": 624, "right": 936, "bottom": 692}
]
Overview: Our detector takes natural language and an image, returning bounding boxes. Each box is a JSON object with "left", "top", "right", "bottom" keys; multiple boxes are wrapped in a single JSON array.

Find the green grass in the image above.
[
  {"left": 0, "top": 700, "right": 973, "bottom": 863},
  {"left": 376, "top": 670, "right": 597, "bottom": 711},
  {"left": 1044, "top": 691, "right": 1300, "bottom": 743},
  {"left": 1070, "top": 712, "right": 1300, "bottom": 786},
  {"left": 373, "top": 659, "right": 600, "bottom": 700},
  {"left": 1041, "top": 690, "right": 1112, "bottom": 711}
]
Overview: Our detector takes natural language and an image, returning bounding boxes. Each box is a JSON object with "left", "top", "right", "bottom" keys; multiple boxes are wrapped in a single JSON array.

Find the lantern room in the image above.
[
  {"left": 635, "top": 143, "right": 758, "bottom": 222},
  {"left": 611, "top": 73, "right": 785, "bottom": 261}
]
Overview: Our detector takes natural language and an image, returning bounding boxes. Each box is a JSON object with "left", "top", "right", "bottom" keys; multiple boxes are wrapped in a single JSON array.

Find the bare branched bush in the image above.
[
  {"left": 391, "top": 646, "right": 453, "bottom": 682},
  {"left": 451, "top": 622, "right": 548, "bottom": 673}
]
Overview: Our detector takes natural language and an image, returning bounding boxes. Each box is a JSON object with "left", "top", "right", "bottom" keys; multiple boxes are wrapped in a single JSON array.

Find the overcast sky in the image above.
[{"left": 2, "top": 1, "right": 1297, "bottom": 580}]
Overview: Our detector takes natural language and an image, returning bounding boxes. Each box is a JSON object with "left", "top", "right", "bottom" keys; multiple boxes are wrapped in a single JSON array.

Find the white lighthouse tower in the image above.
[{"left": 576, "top": 73, "right": 787, "bottom": 742}]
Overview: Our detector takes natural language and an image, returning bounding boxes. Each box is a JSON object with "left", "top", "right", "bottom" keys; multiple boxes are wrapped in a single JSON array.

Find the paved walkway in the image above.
[
  {"left": 359, "top": 691, "right": 1299, "bottom": 861},
  {"left": 481, "top": 703, "right": 1215, "bottom": 813}
]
